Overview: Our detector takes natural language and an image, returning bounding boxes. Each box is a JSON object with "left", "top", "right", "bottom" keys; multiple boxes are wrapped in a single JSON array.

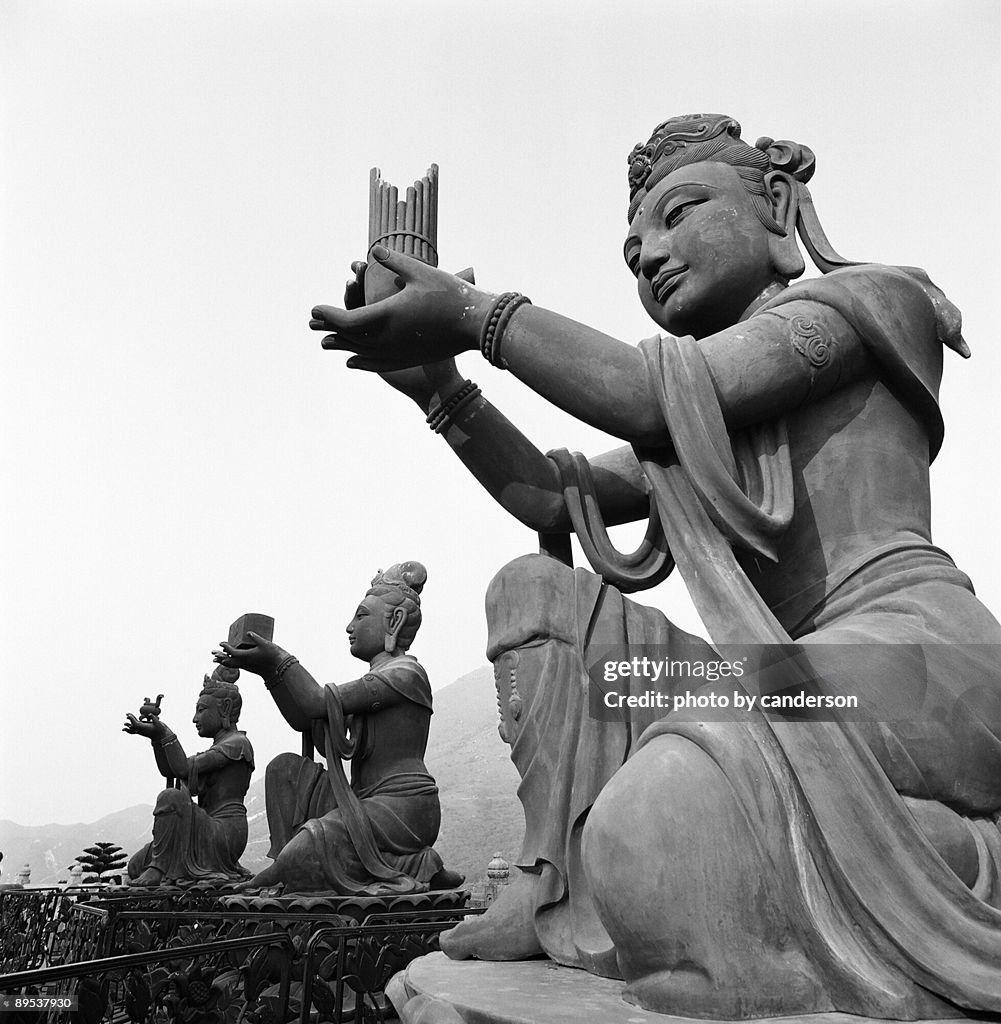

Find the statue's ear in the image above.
[
  {"left": 764, "top": 170, "right": 805, "bottom": 280},
  {"left": 217, "top": 696, "right": 233, "bottom": 725},
  {"left": 385, "top": 606, "right": 407, "bottom": 650}
]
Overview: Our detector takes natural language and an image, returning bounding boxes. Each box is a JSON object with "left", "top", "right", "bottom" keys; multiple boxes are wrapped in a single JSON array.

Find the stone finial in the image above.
[{"left": 486, "top": 853, "right": 510, "bottom": 884}]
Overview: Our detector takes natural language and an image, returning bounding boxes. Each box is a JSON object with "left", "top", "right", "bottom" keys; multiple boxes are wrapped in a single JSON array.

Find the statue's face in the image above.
[
  {"left": 346, "top": 594, "right": 388, "bottom": 661},
  {"left": 193, "top": 694, "right": 222, "bottom": 737},
  {"left": 624, "top": 161, "right": 778, "bottom": 338}
]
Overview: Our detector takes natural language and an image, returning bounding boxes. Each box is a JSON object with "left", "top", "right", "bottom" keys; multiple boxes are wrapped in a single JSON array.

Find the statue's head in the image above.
[
  {"left": 624, "top": 113, "right": 835, "bottom": 338},
  {"left": 346, "top": 561, "right": 427, "bottom": 661},
  {"left": 194, "top": 665, "right": 242, "bottom": 735}
]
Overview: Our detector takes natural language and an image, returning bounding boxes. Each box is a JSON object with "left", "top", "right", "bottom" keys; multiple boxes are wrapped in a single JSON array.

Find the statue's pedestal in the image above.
[
  {"left": 220, "top": 888, "right": 467, "bottom": 922},
  {"left": 388, "top": 954, "right": 978, "bottom": 1024}
]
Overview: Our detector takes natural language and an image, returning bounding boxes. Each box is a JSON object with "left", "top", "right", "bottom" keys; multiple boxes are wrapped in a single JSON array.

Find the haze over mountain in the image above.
[{"left": 0, "top": 667, "right": 524, "bottom": 887}]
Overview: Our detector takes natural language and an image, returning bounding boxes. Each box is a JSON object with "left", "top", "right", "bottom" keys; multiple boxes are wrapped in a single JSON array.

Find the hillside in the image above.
[{"left": 0, "top": 665, "right": 523, "bottom": 887}]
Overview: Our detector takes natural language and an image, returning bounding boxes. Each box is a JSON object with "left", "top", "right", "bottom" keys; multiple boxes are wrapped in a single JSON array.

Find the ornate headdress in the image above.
[
  {"left": 367, "top": 561, "right": 427, "bottom": 605},
  {"left": 200, "top": 665, "right": 242, "bottom": 725},
  {"left": 626, "top": 113, "right": 816, "bottom": 222}
]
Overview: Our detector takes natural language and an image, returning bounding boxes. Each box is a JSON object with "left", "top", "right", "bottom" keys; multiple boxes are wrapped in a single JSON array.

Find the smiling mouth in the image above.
[{"left": 652, "top": 266, "right": 687, "bottom": 303}]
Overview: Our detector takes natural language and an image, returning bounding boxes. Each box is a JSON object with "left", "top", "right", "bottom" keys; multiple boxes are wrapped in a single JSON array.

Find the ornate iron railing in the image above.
[
  {"left": 0, "top": 889, "right": 481, "bottom": 1024},
  {"left": 0, "top": 888, "right": 104, "bottom": 973}
]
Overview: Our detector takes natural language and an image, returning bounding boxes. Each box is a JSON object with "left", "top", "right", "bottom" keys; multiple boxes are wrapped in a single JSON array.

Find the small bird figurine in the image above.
[{"left": 138, "top": 694, "right": 165, "bottom": 722}]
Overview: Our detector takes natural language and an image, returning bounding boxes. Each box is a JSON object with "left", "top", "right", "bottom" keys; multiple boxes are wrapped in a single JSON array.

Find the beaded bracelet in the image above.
[
  {"left": 426, "top": 380, "right": 481, "bottom": 434},
  {"left": 267, "top": 654, "right": 299, "bottom": 689},
  {"left": 480, "top": 292, "right": 531, "bottom": 368},
  {"left": 159, "top": 732, "right": 178, "bottom": 747}
]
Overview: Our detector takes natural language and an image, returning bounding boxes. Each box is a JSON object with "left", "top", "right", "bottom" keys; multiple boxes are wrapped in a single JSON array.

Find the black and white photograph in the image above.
[{"left": 2, "top": 1, "right": 1000, "bottom": 1020}]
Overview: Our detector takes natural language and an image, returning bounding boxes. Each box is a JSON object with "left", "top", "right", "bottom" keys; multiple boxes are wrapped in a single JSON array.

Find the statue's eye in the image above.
[
  {"left": 665, "top": 200, "right": 702, "bottom": 229},
  {"left": 624, "top": 245, "right": 641, "bottom": 278}
]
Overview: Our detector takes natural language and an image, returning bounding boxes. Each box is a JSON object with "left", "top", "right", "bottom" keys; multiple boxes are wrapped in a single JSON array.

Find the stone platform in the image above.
[{"left": 387, "top": 954, "right": 979, "bottom": 1024}]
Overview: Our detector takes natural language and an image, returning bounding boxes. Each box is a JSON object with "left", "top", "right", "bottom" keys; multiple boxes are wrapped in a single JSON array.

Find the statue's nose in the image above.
[{"left": 640, "top": 236, "right": 670, "bottom": 280}]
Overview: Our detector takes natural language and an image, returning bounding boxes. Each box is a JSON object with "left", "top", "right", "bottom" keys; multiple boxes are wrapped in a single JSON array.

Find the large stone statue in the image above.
[
  {"left": 309, "top": 115, "right": 1001, "bottom": 1017},
  {"left": 123, "top": 668, "right": 254, "bottom": 886},
  {"left": 215, "top": 562, "right": 460, "bottom": 895}
]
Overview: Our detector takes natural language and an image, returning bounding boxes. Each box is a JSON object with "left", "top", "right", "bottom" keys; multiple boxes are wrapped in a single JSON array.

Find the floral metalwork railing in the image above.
[
  {"left": 0, "top": 889, "right": 104, "bottom": 974},
  {"left": 299, "top": 909, "right": 485, "bottom": 1024},
  {"left": 0, "top": 903, "right": 483, "bottom": 1024},
  {"left": 105, "top": 910, "right": 352, "bottom": 957},
  {"left": 0, "top": 931, "right": 295, "bottom": 1024}
]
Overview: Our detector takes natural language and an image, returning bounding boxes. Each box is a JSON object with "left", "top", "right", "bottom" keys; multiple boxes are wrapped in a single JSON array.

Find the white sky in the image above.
[{"left": 2, "top": 0, "right": 998, "bottom": 826}]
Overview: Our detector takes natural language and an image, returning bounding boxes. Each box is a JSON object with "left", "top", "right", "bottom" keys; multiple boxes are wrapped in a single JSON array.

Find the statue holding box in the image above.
[{"left": 215, "top": 562, "right": 461, "bottom": 895}]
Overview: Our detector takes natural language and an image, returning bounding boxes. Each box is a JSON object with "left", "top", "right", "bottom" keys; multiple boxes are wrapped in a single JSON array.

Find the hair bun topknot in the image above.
[{"left": 754, "top": 137, "right": 816, "bottom": 184}]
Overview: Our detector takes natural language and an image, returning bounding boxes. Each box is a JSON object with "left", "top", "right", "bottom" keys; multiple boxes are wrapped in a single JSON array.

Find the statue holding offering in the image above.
[
  {"left": 123, "top": 667, "right": 254, "bottom": 887},
  {"left": 310, "top": 116, "right": 1001, "bottom": 1017},
  {"left": 215, "top": 562, "right": 461, "bottom": 895}
]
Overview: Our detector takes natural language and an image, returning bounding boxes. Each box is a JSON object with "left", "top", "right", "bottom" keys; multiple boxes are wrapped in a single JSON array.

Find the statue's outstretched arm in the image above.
[
  {"left": 312, "top": 249, "right": 869, "bottom": 445},
  {"left": 312, "top": 249, "right": 668, "bottom": 445}
]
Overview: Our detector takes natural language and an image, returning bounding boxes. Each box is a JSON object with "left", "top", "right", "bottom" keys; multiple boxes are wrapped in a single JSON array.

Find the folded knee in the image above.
[
  {"left": 488, "top": 554, "right": 573, "bottom": 602},
  {"left": 486, "top": 554, "right": 581, "bottom": 657},
  {"left": 267, "top": 751, "right": 306, "bottom": 777},
  {"left": 588, "top": 734, "right": 732, "bottom": 848},
  {"left": 153, "top": 788, "right": 189, "bottom": 813}
]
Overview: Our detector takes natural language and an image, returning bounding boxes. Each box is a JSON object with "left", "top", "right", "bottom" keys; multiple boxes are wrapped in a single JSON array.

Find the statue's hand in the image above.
[
  {"left": 344, "top": 261, "right": 367, "bottom": 311},
  {"left": 214, "top": 631, "right": 285, "bottom": 678},
  {"left": 123, "top": 713, "right": 164, "bottom": 740},
  {"left": 341, "top": 259, "right": 464, "bottom": 405},
  {"left": 311, "top": 247, "right": 492, "bottom": 371}
]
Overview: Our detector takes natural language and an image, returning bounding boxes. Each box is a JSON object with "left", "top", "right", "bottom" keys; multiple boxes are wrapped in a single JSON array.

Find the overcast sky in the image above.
[{"left": 2, "top": 0, "right": 998, "bottom": 828}]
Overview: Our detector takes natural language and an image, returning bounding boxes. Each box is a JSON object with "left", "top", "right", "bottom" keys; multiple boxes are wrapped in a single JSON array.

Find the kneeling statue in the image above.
[
  {"left": 215, "top": 561, "right": 461, "bottom": 895},
  {"left": 123, "top": 668, "right": 254, "bottom": 886}
]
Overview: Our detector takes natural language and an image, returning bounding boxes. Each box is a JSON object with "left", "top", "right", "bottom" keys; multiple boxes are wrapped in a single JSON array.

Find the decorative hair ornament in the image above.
[
  {"left": 368, "top": 562, "right": 427, "bottom": 606},
  {"left": 627, "top": 114, "right": 757, "bottom": 220},
  {"left": 206, "top": 665, "right": 240, "bottom": 686},
  {"left": 754, "top": 137, "right": 816, "bottom": 183}
]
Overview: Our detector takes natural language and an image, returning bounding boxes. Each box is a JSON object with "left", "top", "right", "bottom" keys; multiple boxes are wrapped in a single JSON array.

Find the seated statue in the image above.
[
  {"left": 309, "top": 115, "right": 1001, "bottom": 1017},
  {"left": 215, "top": 562, "right": 461, "bottom": 895},
  {"left": 123, "top": 668, "right": 254, "bottom": 886}
]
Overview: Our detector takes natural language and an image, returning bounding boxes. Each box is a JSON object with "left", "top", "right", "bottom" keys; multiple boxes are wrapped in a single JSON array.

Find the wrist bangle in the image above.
[
  {"left": 267, "top": 654, "right": 299, "bottom": 689},
  {"left": 159, "top": 732, "right": 178, "bottom": 747},
  {"left": 480, "top": 292, "right": 531, "bottom": 369},
  {"left": 426, "top": 380, "right": 481, "bottom": 434}
]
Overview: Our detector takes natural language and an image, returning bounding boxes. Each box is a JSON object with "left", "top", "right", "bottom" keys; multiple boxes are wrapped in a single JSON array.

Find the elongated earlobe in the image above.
[
  {"left": 384, "top": 605, "right": 407, "bottom": 654},
  {"left": 765, "top": 171, "right": 805, "bottom": 280}
]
